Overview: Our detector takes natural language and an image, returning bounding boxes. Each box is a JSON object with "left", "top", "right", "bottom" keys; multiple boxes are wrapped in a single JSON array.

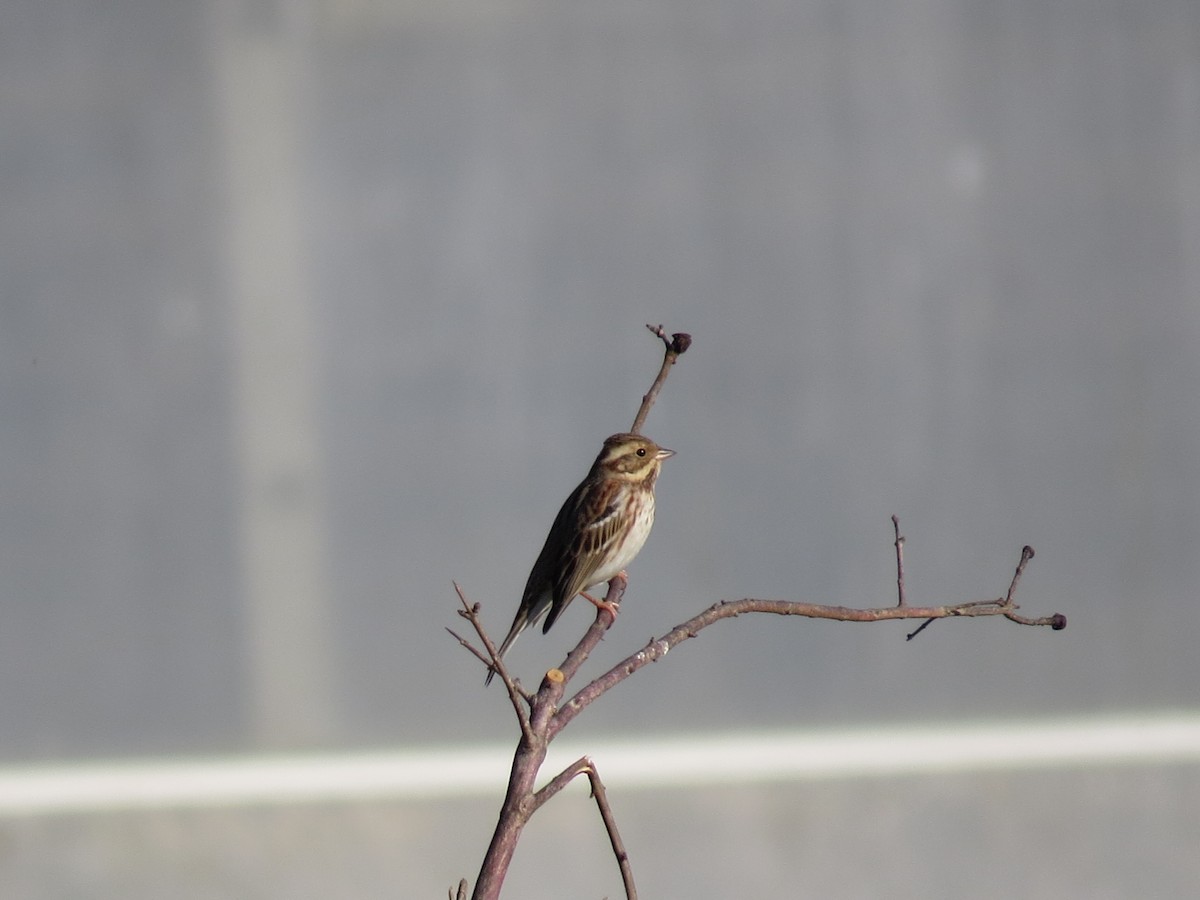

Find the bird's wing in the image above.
[{"left": 542, "top": 483, "right": 622, "bottom": 632}]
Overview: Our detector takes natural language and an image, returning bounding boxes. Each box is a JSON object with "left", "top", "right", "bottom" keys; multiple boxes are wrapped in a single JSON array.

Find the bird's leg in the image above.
[
  {"left": 580, "top": 591, "right": 619, "bottom": 616},
  {"left": 581, "top": 571, "right": 627, "bottom": 617}
]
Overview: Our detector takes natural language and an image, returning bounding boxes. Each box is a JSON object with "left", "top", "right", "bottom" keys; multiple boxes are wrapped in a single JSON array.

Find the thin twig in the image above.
[
  {"left": 1006, "top": 545, "right": 1035, "bottom": 604},
  {"left": 445, "top": 627, "right": 494, "bottom": 668},
  {"left": 892, "top": 514, "right": 907, "bottom": 607},
  {"left": 454, "top": 583, "right": 535, "bottom": 738},
  {"left": 446, "top": 624, "right": 535, "bottom": 704},
  {"left": 905, "top": 618, "right": 935, "bottom": 641},
  {"left": 631, "top": 325, "right": 691, "bottom": 434}
]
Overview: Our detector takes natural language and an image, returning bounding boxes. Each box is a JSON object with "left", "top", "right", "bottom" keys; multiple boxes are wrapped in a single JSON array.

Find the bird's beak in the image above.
[{"left": 656, "top": 447, "right": 676, "bottom": 460}]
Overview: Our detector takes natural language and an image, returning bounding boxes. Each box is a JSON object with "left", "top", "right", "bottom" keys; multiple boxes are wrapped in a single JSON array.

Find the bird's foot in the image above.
[{"left": 581, "top": 591, "right": 620, "bottom": 618}]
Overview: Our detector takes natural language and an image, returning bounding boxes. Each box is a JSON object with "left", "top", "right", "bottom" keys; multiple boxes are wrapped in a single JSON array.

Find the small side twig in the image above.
[
  {"left": 445, "top": 626, "right": 493, "bottom": 669},
  {"left": 1006, "top": 545, "right": 1035, "bottom": 604},
  {"left": 892, "top": 514, "right": 907, "bottom": 607},
  {"left": 531, "top": 756, "right": 637, "bottom": 900},
  {"left": 449, "top": 879, "right": 468, "bottom": 900},
  {"left": 905, "top": 616, "right": 936, "bottom": 641}
]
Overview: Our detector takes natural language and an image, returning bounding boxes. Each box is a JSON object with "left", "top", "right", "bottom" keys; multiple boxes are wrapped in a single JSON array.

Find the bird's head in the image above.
[{"left": 593, "top": 433, "right": 675, "bottom": 481}]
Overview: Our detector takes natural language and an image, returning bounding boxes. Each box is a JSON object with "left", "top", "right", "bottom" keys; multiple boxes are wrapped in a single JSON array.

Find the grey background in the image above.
[{"left": 2, "top": 0, "right": 1198, "bottom": 896}]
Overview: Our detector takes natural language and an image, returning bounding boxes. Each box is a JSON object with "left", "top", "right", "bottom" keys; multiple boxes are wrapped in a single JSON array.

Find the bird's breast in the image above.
[{"left": 589, "top": 492, "right": 656, "bottom": 587}]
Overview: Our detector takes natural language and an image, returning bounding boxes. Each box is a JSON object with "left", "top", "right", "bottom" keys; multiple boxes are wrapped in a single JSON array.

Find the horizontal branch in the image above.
[{"left": 551, "top": 595, "right": 1065, "bottom": 738}]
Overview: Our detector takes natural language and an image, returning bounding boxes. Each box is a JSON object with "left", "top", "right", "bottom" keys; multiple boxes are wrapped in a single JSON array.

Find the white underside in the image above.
[{"left": 587, "top": 497, "right": 655, "bottom": 589}]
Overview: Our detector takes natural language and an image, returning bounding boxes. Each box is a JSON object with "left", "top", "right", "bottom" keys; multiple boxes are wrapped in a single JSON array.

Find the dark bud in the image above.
[
  {"left": 1051, "top": 613, "right": 1067, "bottom": 630},
  {"left": 1022, "top": 545, "right": 1035, "bottom": 560},
  {"left": 670, "top": 332, "right": 692, "bottom": 354}
]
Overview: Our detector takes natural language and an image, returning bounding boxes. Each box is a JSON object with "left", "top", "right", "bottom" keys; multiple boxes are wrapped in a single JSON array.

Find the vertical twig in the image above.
[
  {"left": 892, "top": 515, "right": 907, "bottom": 607},
  {"left": 1006, "top": 545, "right": 1036, "bottom": 604}
]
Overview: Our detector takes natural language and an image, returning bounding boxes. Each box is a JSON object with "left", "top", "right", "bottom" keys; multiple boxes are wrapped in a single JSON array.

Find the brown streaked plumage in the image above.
[{"left": 486, "top": 433, "right": 674, "bottom": 685}]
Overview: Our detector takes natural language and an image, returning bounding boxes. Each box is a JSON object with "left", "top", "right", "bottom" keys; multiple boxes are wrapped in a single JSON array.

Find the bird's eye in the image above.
[{"left": 636, "top": 448, "right": 646, "bottom": 457}]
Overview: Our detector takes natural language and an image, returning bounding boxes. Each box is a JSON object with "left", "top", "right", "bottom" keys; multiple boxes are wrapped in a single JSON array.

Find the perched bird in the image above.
[{"left": 486, "top": 432, "right": 674, "bottom": 685}]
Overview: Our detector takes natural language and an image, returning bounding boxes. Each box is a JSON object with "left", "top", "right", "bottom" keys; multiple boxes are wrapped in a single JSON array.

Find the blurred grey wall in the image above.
[
  {"left": 3, "top": 0, "right": 1199, "bottom": 752},
  {"left": 1, "top": 0, "right": 1199, "bottom": 894}
]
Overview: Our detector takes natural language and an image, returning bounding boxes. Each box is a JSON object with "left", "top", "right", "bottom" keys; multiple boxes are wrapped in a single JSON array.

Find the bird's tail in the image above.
[
  {"left": 484, "top": 592, "right": 552, "bottom": 686},
  {"left": 484, "top": 614, "right": 525, "bottom": 686}
]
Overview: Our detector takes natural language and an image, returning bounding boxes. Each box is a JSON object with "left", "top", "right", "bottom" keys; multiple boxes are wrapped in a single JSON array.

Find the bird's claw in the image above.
[{"left": 581, "top": 591, "right": 620, "bottom": 618}]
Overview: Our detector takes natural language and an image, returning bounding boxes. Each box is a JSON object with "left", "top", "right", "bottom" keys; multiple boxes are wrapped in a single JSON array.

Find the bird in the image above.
[{"left": 486, "top": 432, "right": 675, "bottom": 685}]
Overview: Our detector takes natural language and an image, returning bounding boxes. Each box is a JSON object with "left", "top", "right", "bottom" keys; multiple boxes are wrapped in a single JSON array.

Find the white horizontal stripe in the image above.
[
  {"left": 543, "top": 711, "right": 1200, "bottom": 788},
  {"left": 0, "top": 711, "right": 1197, "bottom": 817}
]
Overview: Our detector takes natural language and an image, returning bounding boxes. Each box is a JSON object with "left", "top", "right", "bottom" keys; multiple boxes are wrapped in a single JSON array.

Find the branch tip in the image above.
[{"left": 906, "top": 617, "right": 936, "bottom": 640}]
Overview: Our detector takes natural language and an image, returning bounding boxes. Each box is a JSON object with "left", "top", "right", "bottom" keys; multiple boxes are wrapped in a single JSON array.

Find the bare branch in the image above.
[
  {"left": 444, "top": 627, "right": 492, "bottom": 667},
  {"left": 457, "top": 325, "right": 1066, "bottom": 899},
  {"left": 452, "top": 583, "right": 535, "bottom": 738},
  {"left": 463, "top": 528, "right": 1064, "bottom": 897}
]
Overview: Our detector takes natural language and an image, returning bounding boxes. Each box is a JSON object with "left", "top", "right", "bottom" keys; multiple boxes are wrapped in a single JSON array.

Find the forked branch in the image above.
[{"left": 450, "top": 324, "right": 1066, "bottom": 900}]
